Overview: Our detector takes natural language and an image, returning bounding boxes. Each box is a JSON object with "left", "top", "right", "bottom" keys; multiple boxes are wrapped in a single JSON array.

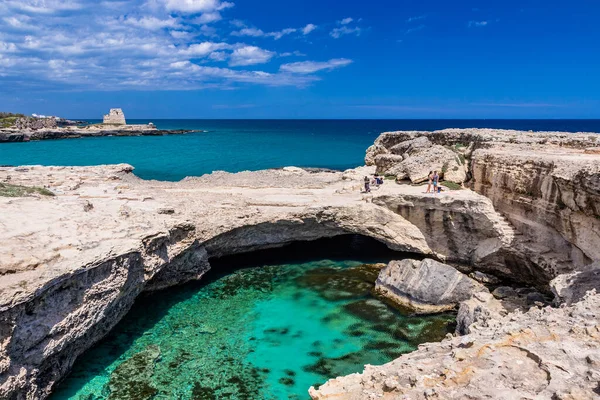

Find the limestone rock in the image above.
[
  {"left": 365, "top": 144, "right": 389, "bottom": 166},
  {"left": 456, "top": 291, "right": 505, "bottom": 334},
  {"left": 375, "top": 259, "right": 487, "bottom": 313},
  {"left": 389, "top": 136, "right": 432, "bottom": 155},
  {"left": 373, "top": 154, "right": 403, "bottom": 175},
  {"left": 551, "top": 263, "right": 600, "bottom": 305}
]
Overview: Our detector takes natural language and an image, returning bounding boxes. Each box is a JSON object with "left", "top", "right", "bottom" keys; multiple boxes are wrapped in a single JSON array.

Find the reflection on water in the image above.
[{"left": 51, "top": 236, "right": 455, "bottom": 400}]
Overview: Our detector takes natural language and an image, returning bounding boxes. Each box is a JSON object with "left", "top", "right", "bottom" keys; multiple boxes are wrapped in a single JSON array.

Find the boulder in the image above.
[
  {"left": 374, "top": 154, "right": 403, "bottom": 175},
  {"left": 365, "top": 144, "right": 389, "bottom": 166},
  {"left": 389, "top": 136, "right": 432, "bottom": 156},
  {"left": 551, "top": 263, "right": 600, "bottom": 305},
  {"left": 375, "top": 258, "right": 487, "bottom": 314},
  {"left": 456, "top": 291, "right": 505, "bottom": 334},
  {"left": 399, "top": 145, "right": 466, "bottom": 184}
]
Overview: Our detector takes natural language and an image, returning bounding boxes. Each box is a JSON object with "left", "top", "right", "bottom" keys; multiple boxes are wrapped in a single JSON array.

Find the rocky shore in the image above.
[
  {"left": 0, "top": 125, "right": 196, "bottom": 142},
  {"left": 0, "top": 128, "right": 599, "bottom": 399}
]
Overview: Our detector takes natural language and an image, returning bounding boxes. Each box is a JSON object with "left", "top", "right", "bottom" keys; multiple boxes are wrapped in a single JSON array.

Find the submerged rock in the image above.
[
  {"left": 375, "top": 259, "right": 487, "bottom": 314},
  {"left": 108, "top": 345, "right": 161, "bottom": 400}
]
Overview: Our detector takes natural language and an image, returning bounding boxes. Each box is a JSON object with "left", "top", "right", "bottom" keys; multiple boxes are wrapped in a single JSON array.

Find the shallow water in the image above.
[{"left": 51, "top": 239, "right": 455, "bottom": 400}]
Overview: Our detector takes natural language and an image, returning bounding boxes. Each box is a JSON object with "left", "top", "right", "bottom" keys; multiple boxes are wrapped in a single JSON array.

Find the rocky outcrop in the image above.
[
  {"left": 310, "top": 292, "right": 600, "bottom": 400},
  {"left": 0, "top": 164, "right": 513, "bottom": 398},
  {"left": 0, "top": 126, "right": 195, "bottom": 142},
  {"left": 375, "top": 259, "right": 486, "bottom": 313},
  {"left": 13, "top": 117, "right": 57, "bottom": 130},
  {"left": 550, "top": 262, "right": 600, "bottom": 306},
  {"left": 470, "top": 146, "right": 600, "bottom": 279}
]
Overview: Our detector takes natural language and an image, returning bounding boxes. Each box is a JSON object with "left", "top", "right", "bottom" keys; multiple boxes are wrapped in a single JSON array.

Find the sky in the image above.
[{"left": 0, "top": 0, "right": 599, "bottom": 119}]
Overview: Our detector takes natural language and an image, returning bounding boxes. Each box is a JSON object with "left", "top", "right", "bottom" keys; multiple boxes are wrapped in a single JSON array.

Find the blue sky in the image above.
[{"left": 0, "top": 0, "right": 599, "bottom": 119}]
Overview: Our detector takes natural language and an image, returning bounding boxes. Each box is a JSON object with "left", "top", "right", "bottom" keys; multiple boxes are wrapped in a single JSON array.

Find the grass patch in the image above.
[
  {"left": 0, "top": 183, "right": 55, "bottom": 197},
  {"left": 0, "top": 117, "right": 19, "bottom": 128},
  {"left": 384, "top": 175, "right": 396, "bottom": 180},
  {"left": 441, "top": 181, "right": 462, "bottom": 191}
]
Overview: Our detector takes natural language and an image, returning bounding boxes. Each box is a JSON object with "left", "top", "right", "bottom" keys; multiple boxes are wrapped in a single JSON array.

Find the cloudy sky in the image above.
[{"left": 0, "top": 0, "right": 599, "bottom": 118}]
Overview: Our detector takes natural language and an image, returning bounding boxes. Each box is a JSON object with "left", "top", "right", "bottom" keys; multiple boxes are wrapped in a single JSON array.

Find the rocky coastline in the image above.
[
  {"left": 0, "top": 128, "right": 599, "bottom": 399},
  {"left": 0, "top": 126, "right": 197, "bottom": 143}
]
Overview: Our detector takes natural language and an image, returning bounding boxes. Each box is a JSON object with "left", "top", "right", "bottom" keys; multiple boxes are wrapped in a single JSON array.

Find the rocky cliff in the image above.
[{"left": 0, "top": 164, "right": 515, "bottom": 398}]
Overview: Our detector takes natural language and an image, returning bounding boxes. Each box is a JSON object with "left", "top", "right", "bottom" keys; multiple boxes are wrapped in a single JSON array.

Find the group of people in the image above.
[
  {"left": 362, "top": 171, "right": 445, "bottom": 194},
  {"left": 363, "top": 175, "right": 384, "bottom": 193},
  {"left": 425, "top": 170, "right": 443, "bottom": 194}
]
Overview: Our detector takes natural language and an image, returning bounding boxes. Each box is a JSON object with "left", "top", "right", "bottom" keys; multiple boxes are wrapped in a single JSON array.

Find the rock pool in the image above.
[{"left": 51, "top": 238, "right": 455, "bottom": 400}]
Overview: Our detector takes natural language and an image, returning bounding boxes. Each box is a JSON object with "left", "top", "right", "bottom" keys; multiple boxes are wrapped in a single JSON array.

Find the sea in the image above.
[{"left": 1, "top": 119, "right": 599, "bottom": 181}]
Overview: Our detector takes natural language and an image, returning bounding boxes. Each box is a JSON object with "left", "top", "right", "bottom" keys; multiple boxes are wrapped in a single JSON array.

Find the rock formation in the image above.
[
  {"left": 375, "top": 259, "right": 486, "bottom": 313},
  {"left": 103, "top": 108, "right": 126, "bottom": 125},
  {"left": 0, "top": 128, "right": 599, "bottom": 399}
]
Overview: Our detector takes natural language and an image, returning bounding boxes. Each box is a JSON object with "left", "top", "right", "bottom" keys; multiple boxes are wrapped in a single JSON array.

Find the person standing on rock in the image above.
[
  {"left": 364, "top": 176, "right": 371, "bottom": 193},
  {"left": 425, "top": 171, "right": 433, "bottom": 193},
  {"left": 432, "top": 171, "right": 439, "bottom": 194}
]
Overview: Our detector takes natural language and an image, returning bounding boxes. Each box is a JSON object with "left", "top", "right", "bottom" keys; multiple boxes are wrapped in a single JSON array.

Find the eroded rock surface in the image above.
[
  {"left": 375, "top": 259, "right": 486, "bottom": 314},
  {"left": 0, "top": 163, "right": 510, "bottom": 399}
]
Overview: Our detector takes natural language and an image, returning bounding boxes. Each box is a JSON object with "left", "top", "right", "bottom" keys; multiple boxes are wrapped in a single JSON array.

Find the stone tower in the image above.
[{"left": 103, "top": 108, "right": 126, "bottom": 125}]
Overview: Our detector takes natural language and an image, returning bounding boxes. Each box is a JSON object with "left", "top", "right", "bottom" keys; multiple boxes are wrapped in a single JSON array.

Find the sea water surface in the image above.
[
  {"left": 51, "top": 237, "right": 455, "bottom": 400},
  {"left": 1, "top": 119, "right": 599, "bottom": 181}
]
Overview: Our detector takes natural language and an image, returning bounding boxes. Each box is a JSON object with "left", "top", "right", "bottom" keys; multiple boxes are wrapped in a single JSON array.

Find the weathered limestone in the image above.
[
  {"left": 103, "top": 108, "right": 126, "bottom": 125},
  {"left": 375, "top": 259, "right": 487, "bottom": 313},
  {"left": 0, "top": 164, "right": 512, "bottom": 399}
]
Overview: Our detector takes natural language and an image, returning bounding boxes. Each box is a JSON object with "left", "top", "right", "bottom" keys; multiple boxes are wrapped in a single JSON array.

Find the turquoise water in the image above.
[
  {"left": 51, "top": 239, "right": 455, "bottom": 400},
  {"left": 2, "top": 119, "right": 599, "bottom": 181}
]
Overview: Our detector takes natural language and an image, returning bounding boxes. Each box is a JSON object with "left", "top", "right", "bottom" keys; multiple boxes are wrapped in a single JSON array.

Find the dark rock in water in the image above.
[
  {"left": 296, "top": 263, "right": 386, "bottom": 301},
  {"left": 108, "top": 345, "right": 160, "bottom": 400}
]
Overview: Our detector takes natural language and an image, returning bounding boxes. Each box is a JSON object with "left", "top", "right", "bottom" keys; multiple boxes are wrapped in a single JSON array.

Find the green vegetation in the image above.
[
  {"left": 0, "top": 112, "right": 26, "bottom": 128},
  {"left": 441, "top": 181, "right": 462, "bottom": 191},
  {"left": 0, "top": 183, "right": 55, "bottom": 197}
]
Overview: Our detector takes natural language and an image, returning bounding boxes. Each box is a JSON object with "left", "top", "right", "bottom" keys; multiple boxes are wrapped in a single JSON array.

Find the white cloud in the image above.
[
  {"left": 124, "top": 16, "right": 180, "bottom": 30},
  {"left": 407, "top": 15, "right": 426, "bottom": 23},
  {"left": 194, "top": 11, "right": 222, "bottom": 24},
  {"left": 469, "top": 20, "right": 488, "bottom": 27},
  {"left": 405, "top": 24, "right": 425, "bottom": 34},
  {"left": 232, "top": 27, "right": 296, "bottom": 40},
  {"left": 180, "top": 41, "right": 231, "bottom": 57},
  {"left": 268, "top": 28, "right": 296, "bottom": 40},
  {"left": 0, "top": 0, "right": 351, "bottom": 90},
  {"left": 231, "top": 27, "right": 265, "bottom": 37},
  {"left": 302, "top": 23, "right": 317, "bottom": 35},
  {"left": 330, "top": 26, "right": 361, "bottom": 39},
  {"left": 340, "top": 17, "right": 353, "bottom": 25},
  {"left": 280, "top": 58, "right": 352, "bottom": 74},
  {"left": 3, "top": 0, "right": 85, "bottom": 14},
  {"left": 162, "top": 0, "right": 234, "bottom": 14},
  {"left": 229, "top": 45, "right": 275, "bottom": 66}
]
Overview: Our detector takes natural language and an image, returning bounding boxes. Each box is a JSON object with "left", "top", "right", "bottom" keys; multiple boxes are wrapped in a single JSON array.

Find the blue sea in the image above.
[{"left": 1, "top": 119, "right": 599, "bottom": 181}]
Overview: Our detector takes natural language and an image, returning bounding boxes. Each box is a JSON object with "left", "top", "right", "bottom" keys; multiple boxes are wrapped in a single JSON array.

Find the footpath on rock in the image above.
[{"left": 0, "top": 128, "right": 599, "bottom": 400}]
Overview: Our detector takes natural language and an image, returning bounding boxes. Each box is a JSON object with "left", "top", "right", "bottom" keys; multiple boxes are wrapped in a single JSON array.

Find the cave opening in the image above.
[{"left": 51, "top": 235, "right": 456, "bottom": 400}]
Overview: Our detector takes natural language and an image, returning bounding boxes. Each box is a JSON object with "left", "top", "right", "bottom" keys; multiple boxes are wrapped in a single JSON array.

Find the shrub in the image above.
[
  {"left": 441, "top": 181, "right": 462, "bottom": 191},
  {"left": 0, "top": 183, "right": 55, "bottom": 197}
]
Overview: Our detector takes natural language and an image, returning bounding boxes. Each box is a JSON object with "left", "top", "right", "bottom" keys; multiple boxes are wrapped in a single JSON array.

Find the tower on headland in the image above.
[{"left": 103, "top": 108, "right": 126, "bottom": 125}]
